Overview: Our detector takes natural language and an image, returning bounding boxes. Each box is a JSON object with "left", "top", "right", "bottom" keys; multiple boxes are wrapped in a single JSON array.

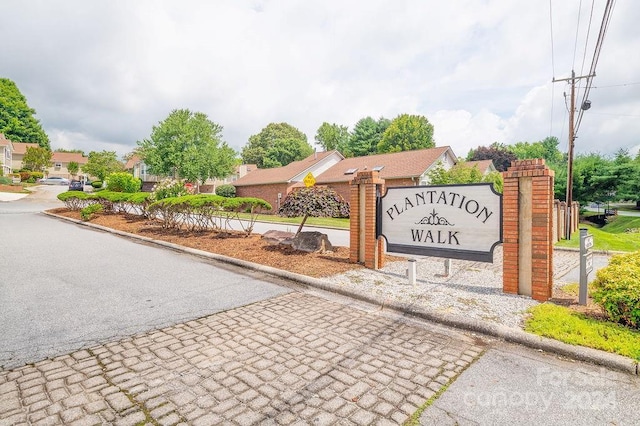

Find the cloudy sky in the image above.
[{"left": 1, "top": 0, "right": 638, "bottom": 160}]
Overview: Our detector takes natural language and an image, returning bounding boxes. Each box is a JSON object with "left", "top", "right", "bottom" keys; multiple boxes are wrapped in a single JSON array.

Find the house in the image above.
[
  {"left": 10, "top": 142, "right": 39, "bottom": 171},
  {"left": 233, "top": 150, "right": 344, "bottom": 211},
  {"left": 124, "top": 155, "right": 162, "bottom": 191},
  {"left": 48, "top": 152, "right": 89, "bottom": 180},
  {"left": 233, "top": 147, "right": 458, "bottom": 213},
  {"left": 465, "top": 159, "right": 497, "bottom": 175},
  {"left": 0, "top": 134, "right": 13, "bottom": 176},
  {"left": 314, "top": 146, "right": 458, "bottom": 202}
]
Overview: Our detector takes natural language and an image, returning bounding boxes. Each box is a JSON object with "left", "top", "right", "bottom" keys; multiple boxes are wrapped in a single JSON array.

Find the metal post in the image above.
[
  {"left": 579, "top": 228, "right": 594, "bottom": 305},
  {"left": 444, "top": 259, "right": 451, "bottom": 277}
]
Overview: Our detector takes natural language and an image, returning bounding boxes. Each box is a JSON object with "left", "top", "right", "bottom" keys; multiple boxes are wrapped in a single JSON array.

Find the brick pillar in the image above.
[
  {"left": 350, "top": 171, "right": 385, "bottom": 269},
  {"left": 502, "top": 159, "right": 555, "bottom": 301}
]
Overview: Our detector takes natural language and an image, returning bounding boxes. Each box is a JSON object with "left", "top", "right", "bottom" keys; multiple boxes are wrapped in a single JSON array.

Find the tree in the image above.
[
  {"left": 377, "top": 114, "right": 435, "bottom": 153},
  {"left": 314, "top": 122, "right": 350, "bottom": 152},
  {"left": 0, "top": 78, "right": 50, "bottom": 149},
  {"left": 278, "top": 186, "right": 350, "bottom": 235},
  {"left": 138, "top": 109, "right": 236, "bottom": 184},
  {"left": 467, "top": 142, "right": 517, "bottom": 172},
  {"left": 242, "top": 122, "right": 312, "bottom": 168},
  {"left": 346, "top": 117, "right": 390, "bottom": 157},
  {"left": 55, "top": 148, "right": 85, "bottom": 155},
  {"left": 67, "top": 161, "right": 79, "bottom": 177},
  {"left": 509, "top": 136, "right": 563, "bottom": 165},
  {"left": 22, "top": 146, "right": 52, "bottom": 172},
  {"left": 426, "top": 161, "right": 503, "bottom": 192},
  {"left": 83, "top": 150, "right": 124, "bottom": 181}
]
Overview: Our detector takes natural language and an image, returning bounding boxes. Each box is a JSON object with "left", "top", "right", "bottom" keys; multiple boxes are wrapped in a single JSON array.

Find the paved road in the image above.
[{"left": 0, "top": 188, "right": 291, "bottom": 369}]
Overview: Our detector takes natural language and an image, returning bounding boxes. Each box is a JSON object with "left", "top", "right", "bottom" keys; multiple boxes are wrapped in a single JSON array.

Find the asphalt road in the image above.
[{"left": 0, "top": 187, "right": 291, "bottom": 369}]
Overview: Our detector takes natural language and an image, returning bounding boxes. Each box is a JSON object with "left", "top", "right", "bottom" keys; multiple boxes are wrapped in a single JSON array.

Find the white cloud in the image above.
[{"left": 1, "top": 0, "right": 638, "bottom": 159}]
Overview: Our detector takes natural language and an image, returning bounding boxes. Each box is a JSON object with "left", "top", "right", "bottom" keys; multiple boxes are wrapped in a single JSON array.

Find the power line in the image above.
[
  {"left": 549, "top": 0, "right": 556, "bottom": 136},
  {"left": 572, "top": 0, "right": 584, "bottom": 69},
  {"left": 591, "top": 82, "right": 640, "bottom": 89},
  {"left": 575, "top": 0, "right": 617, "bottom": 135}
]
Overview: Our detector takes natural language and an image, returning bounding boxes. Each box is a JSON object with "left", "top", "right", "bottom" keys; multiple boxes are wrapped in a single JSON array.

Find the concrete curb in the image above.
[{"left": 44, "top": 211, "right": 639, "bottom": 376}]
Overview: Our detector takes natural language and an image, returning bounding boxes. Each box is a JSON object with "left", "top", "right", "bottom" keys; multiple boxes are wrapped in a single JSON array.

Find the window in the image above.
[
  {"left": 372, "top": 165, "right": 384, "bottom": 172},
  {"left": 54, "top": 162, "right": 62, "bottom": 170},
  {"left": 344, "top": 168, "right": 358, "bottom": 175}
]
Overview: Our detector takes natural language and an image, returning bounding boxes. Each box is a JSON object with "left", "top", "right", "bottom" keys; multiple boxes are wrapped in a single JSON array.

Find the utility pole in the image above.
[{"left": 553, "top": 70, "right": 593, "bottom": 240}]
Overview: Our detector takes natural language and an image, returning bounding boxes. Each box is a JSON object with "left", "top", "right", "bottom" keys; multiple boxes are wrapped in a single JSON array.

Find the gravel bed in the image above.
[{"left": 325, "top": 247, "right": 585, "bottom": 329}]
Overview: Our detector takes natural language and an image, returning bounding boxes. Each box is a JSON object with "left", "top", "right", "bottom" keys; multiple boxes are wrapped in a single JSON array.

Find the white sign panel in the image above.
[{"left": 378, "top": 183, "right": 502, "bottom": 262}]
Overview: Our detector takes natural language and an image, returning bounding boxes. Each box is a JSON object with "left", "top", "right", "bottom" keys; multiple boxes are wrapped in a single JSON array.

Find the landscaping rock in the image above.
[
  {"left": 262, "top": 230, "right": 296, "bottom": 245},
  {"left": 285, "top": 231, "right": 334, "bottom": 253}
]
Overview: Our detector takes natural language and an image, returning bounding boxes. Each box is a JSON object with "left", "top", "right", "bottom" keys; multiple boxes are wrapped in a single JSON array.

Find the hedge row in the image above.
[
  {"left": 147, "top": 194, "right": 271, "bottom": 233},
  {"left": 592, "top": 250, "right": 640, "bottom": 329},
  {"left": 58, "top": 191, "right": 271, "bottom": 235}
]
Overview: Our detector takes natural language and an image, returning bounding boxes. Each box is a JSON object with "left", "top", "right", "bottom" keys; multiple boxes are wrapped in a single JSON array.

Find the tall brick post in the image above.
[
  {"left": 502, "top": 159, "right": 555, "bottom": 301},
  {"left": 350, "top": 171, "right": 385, "bottom": 269}
]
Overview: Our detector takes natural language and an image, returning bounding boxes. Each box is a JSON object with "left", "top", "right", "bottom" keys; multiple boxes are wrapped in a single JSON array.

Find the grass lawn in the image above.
[
  {"left": 555, "top": 216, "right": 640, "bottom": 252},
  {"left": 525, "top": 304, "right": 640, "bottom": 361},
  {"left": 238, "top": 213, "right": 350, "bottom": 229}
]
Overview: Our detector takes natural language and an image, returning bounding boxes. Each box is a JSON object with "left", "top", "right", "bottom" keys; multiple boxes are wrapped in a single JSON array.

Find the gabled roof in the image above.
[
  {"left": 316, "top": 146, "right": 455, "bottom": 184},
  {"left": 51, "top": 152, "right": 88, "bottom": 164},
  {"left": 233, "top": 150, "right": 342, "bottom": 186},
  {"left": 11, "top": 142, "right": 40, "bottom": 155},
  {"left": 0, "top": 133, "right": 11, "bottom": 147},
  {"left": 125, "top": 155, "right": 141, "bottom": 170},
  {"left": 465, "top": 159, "right": 496, "bottom": 175}
]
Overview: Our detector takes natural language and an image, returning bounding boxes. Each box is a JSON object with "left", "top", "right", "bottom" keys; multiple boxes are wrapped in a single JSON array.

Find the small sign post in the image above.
[
  {"left": 579, "top": 228, "right": 594, "bottom": 305},
  {"left": 303, "top": 172, "right": 316, "bottom": 188}
]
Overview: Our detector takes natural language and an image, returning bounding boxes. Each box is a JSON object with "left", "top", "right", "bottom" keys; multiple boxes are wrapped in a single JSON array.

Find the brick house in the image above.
[
  {"left": 233, "top": 147, "right": 458, "bottom": 213},
  {"left": 233, "top": 150, "right": 344, "bottom": 212},
  {"left": 314, "top": 146, "right": 458, "bottom": 202}
]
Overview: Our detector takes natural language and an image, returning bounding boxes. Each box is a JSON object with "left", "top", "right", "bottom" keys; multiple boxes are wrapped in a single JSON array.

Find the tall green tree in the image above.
[
  {"left": 242, "top": 123, "right": 312, "bottom": 168},
  {"left": 22, "top": 146, "right": 52, "bottom": 172},
  {"left": 346, "top": 117, "right": 390, "bottom": 157},
  {"left": 314, "top": 122, "right": 349, "bottom": 152},
  {"left": 0, "top": 78, "right": 50, "bottom": 149},
  {"left": 377, "top": 114, "right": 435, "bottom": 153},
  {"left": 138, "top": 109, "right": 236, "bottom": 183},
  {"left": 83, "top": 150, "right": 124, "bottom": 181}
]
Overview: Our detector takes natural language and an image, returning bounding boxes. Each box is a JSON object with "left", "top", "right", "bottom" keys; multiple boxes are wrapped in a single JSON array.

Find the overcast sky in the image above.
[{"left": 1, "top": 0, "right": 638, "bottom": 161}]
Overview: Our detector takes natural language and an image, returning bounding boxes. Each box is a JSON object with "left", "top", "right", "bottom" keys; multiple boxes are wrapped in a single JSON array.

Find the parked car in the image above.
[
  {"left": 68, "top": 180, "right": 84, "bottom": 191},
  {"left": 39, "top": 176, "right": 70, "bottom": 185}
]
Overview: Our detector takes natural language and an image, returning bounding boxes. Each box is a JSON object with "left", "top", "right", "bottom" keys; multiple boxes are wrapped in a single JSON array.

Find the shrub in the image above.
[
  {"left": 80, "top": 203, "right": 103, "bottom": 221},
  {"left": 215, "top": 184, "right": 236, "bottom": 198},
  {"left": 31, "top": 171, "right": 43, "bottom": 180},
  {"left": 58, "top": 191, "right": 93, "bottom": 210},
  {"left": 150, "top": 178, "right": 193, "bottom": 201},
  {"left": 91, "top": 181, "right": 103, "bottom": 189},
  {"left": 278, "top": 186, "right": 350, "bottom": 219},
  {"left": 592, "top": 250, "right": 640, "bottom": 329},
  {"left": 0, "top": 176, "right": 12, "bottom": 185},
  {"left": 106, "top": 172, "right": 141, "bottom": 193},
  {"left": 19, "top": 171, "right": 31, "bottom": 182}
]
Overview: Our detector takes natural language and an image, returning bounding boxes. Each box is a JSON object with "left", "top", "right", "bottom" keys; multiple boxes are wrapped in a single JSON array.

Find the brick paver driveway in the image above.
[{"left": 0, "top": 292, "right": 484, "bottom": 425}]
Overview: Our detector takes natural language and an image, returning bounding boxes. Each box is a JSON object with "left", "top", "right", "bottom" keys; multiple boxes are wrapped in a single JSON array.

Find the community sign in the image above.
[{"left": 377, "top": 183, "right": 502, "bottom": 262}]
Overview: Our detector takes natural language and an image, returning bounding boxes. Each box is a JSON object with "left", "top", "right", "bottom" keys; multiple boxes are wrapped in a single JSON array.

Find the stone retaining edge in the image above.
[{"left": 44, "top": 211, "right": 639, "bottom": 376}]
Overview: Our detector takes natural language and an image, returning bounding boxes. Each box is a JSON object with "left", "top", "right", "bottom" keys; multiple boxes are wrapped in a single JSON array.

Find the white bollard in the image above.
[
  {"left": 408, "top": 258, "right": 417, "bottom": 285},
  {"left": 444, "top": 259, "right": 451, "bottom": 277}
]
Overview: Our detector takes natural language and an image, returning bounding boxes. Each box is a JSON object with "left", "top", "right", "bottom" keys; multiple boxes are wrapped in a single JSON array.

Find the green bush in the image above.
[
  {"left": 0, "top": 176, "right": 11, "bottom": 185},
  {"left": 58, "top": 191, "right": 92, "bottom": 210},
  {"left": 80, "top": 203, "right": 103, "bottom": 221},
  {"left": 31, "top": 171, "right": 43, "bottom": 180},
  {"left": 592, "top": 250, "right": 640, "bottom": 329},
  {"left": 91, "top": 181, "right": 103, "bottom": 189},
  {"left": 215, "top": 184, "right": 236, "bottom": 198},
  {"left": 19, "top": 171, "right": 31, "bottom": 182},
  {"left": 278, "top": 186, "right": 350, "bottom": 218},
  {"left": 106, "top": 172, "right": 141, "bottom": 193}
]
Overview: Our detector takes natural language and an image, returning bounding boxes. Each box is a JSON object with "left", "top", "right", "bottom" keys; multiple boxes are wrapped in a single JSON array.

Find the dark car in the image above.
[{"left": 68, "top": 180, "right": 84, "bottom": 191}]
